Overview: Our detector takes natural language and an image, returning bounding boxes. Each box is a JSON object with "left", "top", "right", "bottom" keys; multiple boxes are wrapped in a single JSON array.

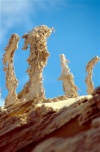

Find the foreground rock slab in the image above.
[
  {"left": 0, "top": 93, "right": 100, "bottom": 152},
  {"left": 33, "top": 117, "right": 100, "bottom": 152}
]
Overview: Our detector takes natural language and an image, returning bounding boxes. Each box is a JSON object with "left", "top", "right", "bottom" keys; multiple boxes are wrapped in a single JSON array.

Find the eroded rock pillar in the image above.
[{"left": 3, "top": 34, "right": 20, "bottom": 105}]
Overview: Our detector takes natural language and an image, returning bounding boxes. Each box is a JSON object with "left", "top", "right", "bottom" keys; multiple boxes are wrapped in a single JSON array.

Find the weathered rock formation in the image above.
[
  {"left": 18, "top": 25, "right": 53, "bottom": 102},
  {"left": 0, "top": 26, "right": 100, "bottom": 152},
  {"left": 85, "top": 56, "right": 100, "bottom": 95},
  {"left": 3, "top": 34, "right": 20, "bottom": 106},
  {"left": 58, "top": 54, "right": 78, "bottom": 97}
]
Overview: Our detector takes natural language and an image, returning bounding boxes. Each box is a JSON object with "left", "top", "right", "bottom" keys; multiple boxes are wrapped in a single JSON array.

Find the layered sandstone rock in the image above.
[
  {"left": 33, "top": 117, "right": 100, "bottom": 152},
  {"left": 0, "top": 92, "right": 100, "bottom": 152}
]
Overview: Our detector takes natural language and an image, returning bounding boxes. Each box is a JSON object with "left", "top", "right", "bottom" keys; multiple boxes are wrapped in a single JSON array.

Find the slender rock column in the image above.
[
  {"left": 58, "top": 54, "right": 78, "bottom": 98},
  {"left": 3, "top": 34, "right": 20, "bottom": 105},
  {"left": 85, "top": 56, "right": 100, "bottom": 94},
  {"left": 19, "top": 25, "right": 53, "bottom": 102}
]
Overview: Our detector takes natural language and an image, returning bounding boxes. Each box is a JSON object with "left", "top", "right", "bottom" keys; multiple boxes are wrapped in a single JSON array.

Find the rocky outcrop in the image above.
[{"left": 0, "top": 92, "right": 100, "bottom": 152}]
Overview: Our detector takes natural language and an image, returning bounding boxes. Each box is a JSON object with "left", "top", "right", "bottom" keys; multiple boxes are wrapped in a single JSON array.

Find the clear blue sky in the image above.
[{"left": 0, "top": 0, "right": 100, "bottom": 105}]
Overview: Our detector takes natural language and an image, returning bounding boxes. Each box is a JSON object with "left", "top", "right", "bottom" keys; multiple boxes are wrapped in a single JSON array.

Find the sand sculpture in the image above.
[
  {"left": 0, "top": 25, "right": 100, "bottom": 152},
  {"left": 58, "top": 54, "right": 78, "bottom": 97}
]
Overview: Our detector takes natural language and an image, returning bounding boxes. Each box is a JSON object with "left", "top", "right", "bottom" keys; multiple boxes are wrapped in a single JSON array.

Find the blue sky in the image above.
[{"left": 0, "top": 0, "right": 100, "bottom": 105}]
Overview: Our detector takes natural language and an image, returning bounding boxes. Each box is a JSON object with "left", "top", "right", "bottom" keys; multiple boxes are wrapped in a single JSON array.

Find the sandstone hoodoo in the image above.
[
  {"left": 3, "top": 34, "right": 20, "bottom": 106},
  {"left": 58, "top": 54, "right": 79, "bottom": 98},
  {"left": 18, "top": 25, "right": 53, "bottom": 102},
  {"left": 85, "top": 56, "right": 100, "bottom": 95}
]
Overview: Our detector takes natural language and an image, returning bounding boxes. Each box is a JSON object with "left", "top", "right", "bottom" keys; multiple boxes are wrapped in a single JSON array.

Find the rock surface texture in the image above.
[{"left": 33, "top": 117, "right": 100, "bottom": 152}]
